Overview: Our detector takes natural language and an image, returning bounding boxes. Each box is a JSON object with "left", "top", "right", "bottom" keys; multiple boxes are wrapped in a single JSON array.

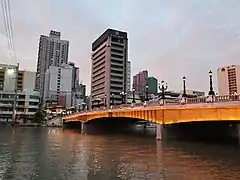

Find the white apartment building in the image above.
[
  {"left": 0, "top": 64, "right": 40, "bottom": 121},
  {"left": 36, "top": 30, "right": 69, "bottom": 102},
  {"left": 217, "top": 65, "right": 240, "bottom": 95},
  {"left": 44, "top": 64, "right": 73, "bottom": 108}
]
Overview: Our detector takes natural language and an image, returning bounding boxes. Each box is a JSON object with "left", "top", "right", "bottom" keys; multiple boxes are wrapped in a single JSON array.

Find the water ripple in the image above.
[{"left": 0, "top": 127, "right": 240, "bottom": 179}]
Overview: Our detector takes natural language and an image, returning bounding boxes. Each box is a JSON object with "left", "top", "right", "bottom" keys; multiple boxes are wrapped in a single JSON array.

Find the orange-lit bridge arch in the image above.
[
  {"left": 63, "top": 104, "right": 240, "bottom": 124},
  {"left": 63, "top": 96, "right": 240, "bottom": 142}
]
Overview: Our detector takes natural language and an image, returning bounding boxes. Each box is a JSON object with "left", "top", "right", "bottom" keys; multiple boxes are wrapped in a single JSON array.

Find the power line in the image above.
[
  {"left": 0, "top": 0, "right": 16, "bottom": 64},
  {"left": 6, "top": 0, "right": 15, "bottom": 59}
]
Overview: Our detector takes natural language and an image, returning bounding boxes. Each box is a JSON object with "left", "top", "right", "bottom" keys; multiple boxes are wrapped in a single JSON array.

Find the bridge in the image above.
[{"left": 63, "top": 95, "right": 240, "bottom": 143}]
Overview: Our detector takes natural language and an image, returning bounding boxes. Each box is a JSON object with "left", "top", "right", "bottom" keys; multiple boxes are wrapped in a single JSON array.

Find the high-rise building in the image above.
[
  {"left": 217, "top": 65, "right": 240, "bottom": 95},
  {"left": 36, "top": 30, "right": 69, "bottom": 102},
  {"left": 43, "top": 64, "right": 73, "bottom": 107},
  {"left": 133, "top": 70, "right": 148, "bottom": 96},
  {"left": 146, "top": 76, "right": 158, "bottom": 94},
  {"left": 127, "top": 61, "right": 131, "bottom": 92},
  {"left": 91, "top": 29, "right": 128, "bottom": 107}
]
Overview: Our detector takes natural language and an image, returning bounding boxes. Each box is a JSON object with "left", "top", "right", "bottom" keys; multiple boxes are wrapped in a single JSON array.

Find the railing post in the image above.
[
  {"left": 206, "top": 95, "right": 215, "bottom": 103},
  {"left": 180, "top": 97, "right": 187, "bottom": 105}
]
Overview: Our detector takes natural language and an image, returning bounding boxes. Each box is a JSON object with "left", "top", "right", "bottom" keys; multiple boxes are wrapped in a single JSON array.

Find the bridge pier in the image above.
[
  {"left": 156, "top": 124, "right": 164, "bottom": 141},
  {"left": 237, "top": 124, "right": 240, "bottom": 144}
]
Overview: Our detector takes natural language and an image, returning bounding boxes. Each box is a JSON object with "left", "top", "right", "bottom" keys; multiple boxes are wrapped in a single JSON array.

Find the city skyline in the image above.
[{"left": 1, "top": 0, "right": 240, "bottom": 94}]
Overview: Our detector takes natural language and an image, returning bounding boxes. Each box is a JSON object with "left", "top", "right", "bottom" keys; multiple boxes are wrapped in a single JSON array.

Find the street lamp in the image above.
[
  {"left": 104, "top": 95, "right": 107, "bottom": 107},
  {"left": 120, "top": 91, "right": 126, "bottom": 104},
  {"left": 182, "top": 76, "right": 187, "bottom": 98},
  {"left": 145, "top": 85, "right": 149, "bottom": 101},
  {"left": 111, "top": 93, "right": 115, "bottom": 105},
  {"left": 91, "top": 100, "right": 95, "bottom": 109},
  {"left": 96, "top": 97, "right": 101, "bottom": 108},
  {"left": 81, "top": 102, "right": 86, "bottom": 111},
  {"left": 132, "top": 88, "right": 136, "bottom": 103},
  {"left": 208, "top": 70, "right": 215, "bottom": 96},
  {"left": 159, "top": 80, "right": 168, "bottom": 104}
]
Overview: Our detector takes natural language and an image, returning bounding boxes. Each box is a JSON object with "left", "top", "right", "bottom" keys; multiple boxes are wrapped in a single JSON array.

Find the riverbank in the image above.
[{"left": 0, "top": 121, "right": 62, "bottom": 128}]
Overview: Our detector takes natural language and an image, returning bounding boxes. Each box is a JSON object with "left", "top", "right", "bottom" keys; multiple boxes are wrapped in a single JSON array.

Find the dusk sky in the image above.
[{"left": 0, "top": 0, "right": 240, "bottom": 95}]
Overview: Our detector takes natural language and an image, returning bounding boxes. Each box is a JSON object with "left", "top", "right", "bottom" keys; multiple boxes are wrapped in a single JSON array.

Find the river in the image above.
[{"left": 0, "top": 126, "right": 240, "bottom": 180}]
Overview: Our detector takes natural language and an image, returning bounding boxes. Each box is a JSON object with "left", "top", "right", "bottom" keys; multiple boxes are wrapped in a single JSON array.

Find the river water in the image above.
[{"left": 0, "top": 126, "right": 240, "bottom": 180}]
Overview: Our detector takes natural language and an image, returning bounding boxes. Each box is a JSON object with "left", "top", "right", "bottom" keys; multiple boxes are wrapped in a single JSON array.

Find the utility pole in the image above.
[{"left": 12, "top": 63, "right": 19, "bottom": 124}]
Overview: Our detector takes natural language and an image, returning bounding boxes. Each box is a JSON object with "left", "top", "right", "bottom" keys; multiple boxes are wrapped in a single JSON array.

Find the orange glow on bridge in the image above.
[{"left": 63, "top": 105, "right": 240, "bottom": 125}]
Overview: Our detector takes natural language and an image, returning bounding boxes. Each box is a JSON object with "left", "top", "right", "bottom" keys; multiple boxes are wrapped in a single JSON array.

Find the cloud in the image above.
[{"left": 0, "top": 0, "right": 240, "bottom": 94}]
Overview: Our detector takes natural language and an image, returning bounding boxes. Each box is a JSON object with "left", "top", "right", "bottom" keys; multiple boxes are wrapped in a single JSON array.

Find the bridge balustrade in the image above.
[
  {"left": 62, "top": 95, "right": 240, "bottom": 119},
  {"left": 216, "top": 95, "right": 240, "bottom": 102},
  {"left": 187, "top": 97, "right": 206, "bottom": 104}
]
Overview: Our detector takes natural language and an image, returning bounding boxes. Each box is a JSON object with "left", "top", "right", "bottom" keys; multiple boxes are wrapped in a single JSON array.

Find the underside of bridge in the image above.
[
  {"left": 63, "top": 117, "right": 145, "bottom": 134},
  {"left": 162, "top": 121, "right": 240, "bottom": 144},
  {"left": 63, "top": 118, "right": 240, "bottom": 144}
]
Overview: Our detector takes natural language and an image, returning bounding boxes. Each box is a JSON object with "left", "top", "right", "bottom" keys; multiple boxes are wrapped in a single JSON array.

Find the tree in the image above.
[{"left": 33, "top": 111, "right": 44, "bottom": 123}]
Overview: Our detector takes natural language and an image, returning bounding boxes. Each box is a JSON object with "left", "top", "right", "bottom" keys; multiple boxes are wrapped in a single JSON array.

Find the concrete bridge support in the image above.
[
  {"left": 156, "top": 121, "right": 240, "bottom": 144},
  {"left": 156, "top": 124, "right": 164, "bottom": 141}
]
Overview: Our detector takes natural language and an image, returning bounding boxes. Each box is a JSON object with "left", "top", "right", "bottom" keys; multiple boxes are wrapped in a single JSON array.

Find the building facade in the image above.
[
  {"left": 217, "top": 65, "right": 240, "bottom": 95},
  {"left": 43, "top": 64, "right": 73, "bottom": 108},
  {"left": 72, "top": 83, "right": 86, "bottom": 110},
  {"left": 133, "top": 70, "right": 148, "bottom": 96},
  {"left": 91, "top": 29, "right": 128, "bottom": 107},
  {"left": 36, "top": 30, "right": 69, "bottom": 102},
  {"left": 127, "top": 61, "right": 131, "bottom": 92},
  {"left": 146, "top": 76, "right": 158, "bottom": 94},
  {"left": 0, "top": 64, "right": 40, "bottom": 121}
]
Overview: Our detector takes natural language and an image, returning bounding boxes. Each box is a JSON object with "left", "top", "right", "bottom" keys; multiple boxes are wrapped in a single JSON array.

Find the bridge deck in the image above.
[{"left": 63, "top": 102, "right": 240, "bottom": 125}]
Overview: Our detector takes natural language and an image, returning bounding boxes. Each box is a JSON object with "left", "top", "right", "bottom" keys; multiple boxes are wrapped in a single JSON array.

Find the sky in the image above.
[{"left": 0, "top": 0, "right": 240, "bottom": 95}]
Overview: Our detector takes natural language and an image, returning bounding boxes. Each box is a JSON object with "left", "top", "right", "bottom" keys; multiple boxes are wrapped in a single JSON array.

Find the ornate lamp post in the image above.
[
  {"left": 104, "top": 95, "right": 107, "bottom": 107},
  {"left": 145, "top": 85, "right": 149, "bottom": 101},
  {"left": 208, "top": 70, "right": 215, "bottom": 96},
  {"left": 111, "top": 93, "right": 115, "bottom": 105},
  {"left": 159, "top": 80, "right": 168, "bottom": 105},
  {"left": 120, "top": 91, "right": 126, "bottom": 104},
  {"left": 91, "top": 100, "right": 95, "bottom": 109},
  {"left": 81, "top": 102, "right": 86, "bottom": 111},
  {"left": 132, "top": 88, "right": 136, "bottom": 103},
  {"left": 96, "top": 97, "right": 101, "bottom": 108},
  {"left": 182, "top": 76, "right": 187, "bottom": 98}
]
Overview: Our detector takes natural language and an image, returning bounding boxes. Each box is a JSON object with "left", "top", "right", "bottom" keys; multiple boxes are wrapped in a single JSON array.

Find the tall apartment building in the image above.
[
  {"left": 127, "top": 61, "right": 131, "bottom": 92},
  {"left": 36, "top": 30, "right": 69, "bottom": 102},
  {"left": 133, "top": 70, "right": 148, "bottom": 96},
  {"left": 91, "top": 29, "right": 128, "bottom": 107},
  {"left": 0, "top": 64, "right": 40, "bottom": 121},
  {"left": 217, "top": 65, "right": 240, "bottom": 95},
  {"left": 43, "top": 64, "right": 73, "bottom": 108}
]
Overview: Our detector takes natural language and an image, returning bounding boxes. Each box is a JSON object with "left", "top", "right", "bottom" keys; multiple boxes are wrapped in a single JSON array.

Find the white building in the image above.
[
  {"left": 127, "top": 61, "right": 131, "bottom": 92},
  {"left": 44, "top": 64, "right": 73, "bottom": 108},
  {"left": 180, "top": 90, "right": 205, "bottom": 97},
  {"left": 0, "top": 64, "right": 40, "bottom": 121},
  {"left": 217, "top": 65, "right": 240, "bottom": 96}
]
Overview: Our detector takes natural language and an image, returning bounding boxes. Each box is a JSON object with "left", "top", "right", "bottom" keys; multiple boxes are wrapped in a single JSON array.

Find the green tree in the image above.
[{"left": 33, "top": 111, "right": 44, "bottom": 123}]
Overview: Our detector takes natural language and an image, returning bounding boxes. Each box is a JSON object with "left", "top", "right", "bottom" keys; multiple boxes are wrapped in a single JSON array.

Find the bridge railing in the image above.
[{"left": 63, "top": 95, "right": 240, "bottom": 118}]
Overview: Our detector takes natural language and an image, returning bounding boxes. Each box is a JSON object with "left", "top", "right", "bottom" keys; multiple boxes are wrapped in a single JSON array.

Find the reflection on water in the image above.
[{"left": 0, "top": 126, "right": 240, "bottom": 180}]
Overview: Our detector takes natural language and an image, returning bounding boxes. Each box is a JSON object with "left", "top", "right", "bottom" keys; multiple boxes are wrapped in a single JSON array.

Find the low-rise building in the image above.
[
  {"left": 0, "top": 63, "right": 40, "bottom": 121},
  {"left": 0, "top": 91, "right": 40, "bottom": 121}
]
